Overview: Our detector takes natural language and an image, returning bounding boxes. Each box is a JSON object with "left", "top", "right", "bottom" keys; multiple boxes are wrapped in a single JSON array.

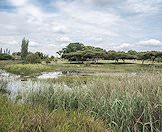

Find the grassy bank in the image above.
[
  {"left": 26, "top": 74, "right": 162, "bottom": 131},
  {"left": 2, "top": 60, "right": 162, "bottom": 76},
  {"left": 4, "top": 64, "right": 56, "bottom": 75}
]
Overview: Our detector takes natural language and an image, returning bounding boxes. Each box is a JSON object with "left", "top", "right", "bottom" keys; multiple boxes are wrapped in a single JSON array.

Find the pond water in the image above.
[
  {"left": 0, "top": 69, "right": 139, "bottom": 98},
  {"left": 37, "top": 71, "right": 62, "bottom": 79},
  {"left": 37, "top": 70, "right": 95, "bottom": 79}
]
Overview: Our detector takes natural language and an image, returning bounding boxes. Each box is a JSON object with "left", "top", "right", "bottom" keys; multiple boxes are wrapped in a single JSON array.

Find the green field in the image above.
[
  {"left": 1, "top": 60, "right": 162, "bottom": 75},
  {"left": 0, "top": 60, "right": 162, "bottom": 131}
]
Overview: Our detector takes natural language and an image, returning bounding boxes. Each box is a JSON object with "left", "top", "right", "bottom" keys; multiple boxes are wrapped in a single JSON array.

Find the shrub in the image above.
[
  {"left": 0, "top": 54, "right": 12, "bottom": 60},
  {"left": 26, "top": 53, "right": 41, "bottom": 64}
]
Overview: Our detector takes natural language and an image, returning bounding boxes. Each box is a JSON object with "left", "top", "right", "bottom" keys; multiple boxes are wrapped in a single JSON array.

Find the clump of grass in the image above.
[
  {"left": 27, "top": 74, "right": 162, "bottom": 131},
  {"left": 45, "top": 76, "right": 100, "bottom": 87},
  {"left": 0, "top": 79, "right": 10, "bottom": 95},
  {"left": 0, "top": 96, "right": 107, "bottom": 132},
  {"left": 4, "top": 64, "right": 55, "bottom": 75}
]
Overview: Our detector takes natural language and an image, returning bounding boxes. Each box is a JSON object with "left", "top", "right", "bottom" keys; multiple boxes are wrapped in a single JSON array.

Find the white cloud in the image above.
[
  {"left": 0, "top": 0, "right": 162, "bottom": 55},
  {"left": 111, "top": 43, "right": 132, "bottom": 51},
  {"left": 51, "top": 22, "right": 68, "bottom": 33},
  {"left": 137, "top": 39, "right": 162, "bottom": 47},
  {"left": 58, "top": 37, "right": 72, "bottom": 43},
  {"left": 126, "top": 0, "right": 160, "bottom": 15},
  {"left": 8, "top": 0, "right": 27, "bottom": 6},
  {"left": 111, "top": 39, "right": 162, "bottom": 51},
  {"left": 30, "top": 41, "right": 40, "bottom": 47},
  {"left": 54, "top": 0, "right": 121, "bottom": 37}
]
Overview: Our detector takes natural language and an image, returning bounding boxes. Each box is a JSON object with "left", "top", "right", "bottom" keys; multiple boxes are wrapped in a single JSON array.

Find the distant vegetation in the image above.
[
  {"left": 59, "top": 42, "right": 162, "bottom": 64},
  {"left": 0, "top": 48, "right": 12, "bottom": 60},
  {"left": 0, "top": 38, "right": 55, "bottom": 63},
  {"left": 1, "top": 39, "right": 162, "bottom": 64}
]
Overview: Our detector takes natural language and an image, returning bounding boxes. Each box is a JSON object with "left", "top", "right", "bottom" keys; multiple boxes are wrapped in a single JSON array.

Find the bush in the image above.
[
  {"left": 26, "top": 53, "right": 41, "bottom": 64},
  {"left": 0, "top": 54, "right": 12, "bottom": 60}
]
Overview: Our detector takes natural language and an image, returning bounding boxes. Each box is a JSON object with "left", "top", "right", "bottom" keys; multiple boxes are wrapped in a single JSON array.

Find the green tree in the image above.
[
  {"left": 128, "top": 50, "right": 137, "bottom": 55},
  {"left": 59, "top": 43, "right": 85, "bottom": 55},
  {"left": 0, "top": 48, "right": 2, "bottom": 54},
  {"left": 137, "top": 52, "right": 154, "bottom": 64},
  {"left": 0, "top": 54, "right": 12, "bottom": 60},
  {"left": 26, "top": 53, "right": 41, "bottom": 64},
  {"left": 21, "top": 38, "right": 29, "bottom": 60},
  {"left": 35, "top": 52, "right": 45, "bottom": 59}
]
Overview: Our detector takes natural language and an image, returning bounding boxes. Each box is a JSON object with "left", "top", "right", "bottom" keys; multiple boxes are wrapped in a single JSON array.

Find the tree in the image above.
[
  {"left": 26, "top": 53, "right": 41, "bottom": 64},
  {"left": 0, "top": 54, "right": 12, "bottom": 60},
  {"left": 35, "top": 52, "right": 45, "bottom": 59},
  {"left": 0, "top": 48, "right": 2, "bottom": 54},
  {"left": 104, "top": 51, "right": 119, "bottom": 63},
  {"left": 21, "top": 38, "right": 29, "bottom": 60},
  {"left": 128, "top": 50, "right": 137, "bottom": 56},
  {"left": 58, "top": 43, "right": 85, "bottom": 56},
  {"left": 137, "top": 52, "right": 154, "bottom": 64},
  {"left": 62, "top": 51, "right": 84, "bottom": 62}
]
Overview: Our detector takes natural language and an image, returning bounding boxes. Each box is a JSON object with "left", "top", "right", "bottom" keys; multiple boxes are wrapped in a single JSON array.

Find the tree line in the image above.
[
  {"left": 0, "top": 48, "right": 12, "bottom": 60},
  {"left": 58, "top": 42, "right": 162, "bottom": 64},
  {"left": 0, "top": 38, "right": 54, "bottom": 63},
  {"left": 1, "top": 39, "right": 162, "bottom": 64},
  {"left": 18, "top": 38, "right": 55, "bottom": 63}
]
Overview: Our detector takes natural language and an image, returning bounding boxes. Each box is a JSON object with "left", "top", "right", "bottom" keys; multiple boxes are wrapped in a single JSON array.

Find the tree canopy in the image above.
[
  {"left": 58, "top": 42, "right": 162, "bottom": 64},
  {"left": 21, "top": 38, "right": 29, "bottom": 60}
]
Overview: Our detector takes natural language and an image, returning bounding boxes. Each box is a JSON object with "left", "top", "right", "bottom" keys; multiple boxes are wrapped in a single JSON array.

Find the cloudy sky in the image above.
[{"left": 0, "top": 0, "right": 162, "bottom": 55}]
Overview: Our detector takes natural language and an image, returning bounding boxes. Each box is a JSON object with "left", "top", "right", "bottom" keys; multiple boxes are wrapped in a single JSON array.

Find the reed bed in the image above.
[
  {"left": 26, "top": 73, "right": 162, "bottom": 131},
  {"left": 0, "top": 95, "right": 106, "bottom": 132}
]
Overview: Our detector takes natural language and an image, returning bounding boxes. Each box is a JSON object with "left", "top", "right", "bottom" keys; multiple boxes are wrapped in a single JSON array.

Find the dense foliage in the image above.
[
  {"left": 0, "top": 48, "right": 12, "bottom": 60},
  {"left": 26, "top": 53, "right": 41, "bottom": 64},
  {"left": 0, "top": 54, "right": 12, "bottom": 60},
  {"left": 59, "top": 43, "right": 162, "bottom": 63},
  {"left": 21, "top": 38, "right": 29, "bottom": 60}
]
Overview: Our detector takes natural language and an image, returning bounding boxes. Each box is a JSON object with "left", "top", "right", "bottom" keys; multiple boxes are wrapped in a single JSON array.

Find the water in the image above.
[
  {"left": 0, "top": 70, "right": 55, "bottom": 98},
  {"left": 38, "top": 71, "right": 62, "bottom": 79},
  {"left": 0, "top": 69, "right": 139, "bottom": 98}
]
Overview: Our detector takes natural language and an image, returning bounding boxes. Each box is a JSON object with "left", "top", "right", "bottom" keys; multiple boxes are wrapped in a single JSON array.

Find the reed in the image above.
[{"left": 26, "top": 73, "right": 162, "bottom": 131}]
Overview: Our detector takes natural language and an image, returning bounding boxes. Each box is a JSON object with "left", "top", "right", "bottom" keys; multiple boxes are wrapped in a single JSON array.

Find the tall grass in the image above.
[
  {"left": 27, "top": 73, "right": 162, "bottom": 131},
  {"left": 0, "top": 79, "right": 10, "bottom": 94},
  {"left": 0, "top": 95, "right": 106, "bottom": 132}
]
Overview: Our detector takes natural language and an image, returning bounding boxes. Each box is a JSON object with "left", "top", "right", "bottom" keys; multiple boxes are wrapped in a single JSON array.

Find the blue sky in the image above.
[{"left": 0, "top": 0, "right": 162, "bottom": 55}]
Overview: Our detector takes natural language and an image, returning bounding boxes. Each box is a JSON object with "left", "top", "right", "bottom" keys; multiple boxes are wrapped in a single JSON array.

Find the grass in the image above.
[
  {"left": 2, "top": 60, "right": 162, "bottom": 76},
  {"left": 1, "top": 60, "right": 162, "bottom": 131},
  {"left": 4, "top": 64, "right": 56, "bottom": 75},
  {"left": 26, "top": 74, "right": 162, "bottom": 131},
  {"left": 0, "top": 79, "right": 10, "bottom": 95},
  {"left": 0, "top": 95, "right": 107, "bottom": 132}
]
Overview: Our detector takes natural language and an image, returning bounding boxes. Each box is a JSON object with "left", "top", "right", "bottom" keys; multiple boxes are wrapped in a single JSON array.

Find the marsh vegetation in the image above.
[
  {"left": 0, "top": 60, "right": 162, "bottom": 131},
  {"left": 0, "top": 40, "right": 162, "bottom": 131}
]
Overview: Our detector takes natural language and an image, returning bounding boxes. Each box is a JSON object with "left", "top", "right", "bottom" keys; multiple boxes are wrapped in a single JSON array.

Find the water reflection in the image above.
[{"left": 38, "top": 71, "right": 62, "bottom": 79}]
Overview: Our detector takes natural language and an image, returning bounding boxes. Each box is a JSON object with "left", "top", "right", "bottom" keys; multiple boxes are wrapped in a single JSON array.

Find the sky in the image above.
[{"left": 0, "top": 0, "right": 162, "bottom": 55}]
